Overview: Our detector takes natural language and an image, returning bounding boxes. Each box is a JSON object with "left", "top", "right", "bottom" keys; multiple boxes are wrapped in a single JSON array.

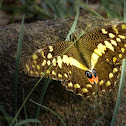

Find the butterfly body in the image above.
[{"left": 24, "top": 23, "right": 126, "bottom": 97}]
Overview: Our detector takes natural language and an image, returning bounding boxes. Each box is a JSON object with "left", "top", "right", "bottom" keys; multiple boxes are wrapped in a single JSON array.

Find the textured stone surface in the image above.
[{"left": 0, "top": 16, "right": 125, "bottom": 126}]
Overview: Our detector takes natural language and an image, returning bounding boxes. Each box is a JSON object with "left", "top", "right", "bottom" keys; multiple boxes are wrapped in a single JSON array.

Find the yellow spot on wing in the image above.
[
  {"left": 113, "top": 57, "right": 117, "bottom": 62},
  {"left": 116, "top": 38, "right": 121, "bottom": 42},
  {"left": 74, "top": 84, "right": 80, "bottom": 88},
  {"left": 112, "top": 26, "right": 118, "bottom": 34},
  {"left": 93, "top": 92, "right": 96, "bottom": 95},
  {"left": 62, "top": 55, "right": 69, "bottom": 65},
  {"left": 121, "top": 24, "right": 126, "bottom": 29},
  {"left": 106, "top": 58, "right": 109, "bottom": 62},
  {"left": 52, "top": 58, "right": 56, "bottom": 66},
  {"left": 97, "top": 43, "right": 106, "bottom": 53},
  {"left": 49, "top": 46, "right": 53, "bottom": 52},
  {"left": 57, "top": 56, "right": 62, "bottom": 68},
  {"left": 119, "top": 54, "right": 122, "bottom": 58},
  {"left": 77, "top": 93, "right": 82, "bottom": 96},
  {"left": 104, "top": 41, "right": 114, "bottom": 51},
  {"left": 47, "top": 53, "right": 52, "bottom": 59},
  {"left": 82, "top": 88, "right": 88, "bottom": 93},
  {"left": 37, "top": 65, "right": 40, "bottom": 70},
  {"left": 32, "top": 54, "right": 38, "bottom": 60},
  {"left": 47, "top": 60, "right": 51, "bottom": 65},
  {"left": 91, "top": 53, "right": 99, "bottom": 68},
  {"left": 41, "top": 51, "right": 46, "bottom": 58},
  {"left": 86, "top": 84, "right": 92, "bottom": 88},
  {"left": 35, "top": 71, "right": 39, "bottom": 74},
  {"left": 33, "top": 60, "right": 37, "bottom": 64},
  {"left": 68, "top": 82, "right": 73, "bottom": 87},
  {"left": 91, "top": 43, "right": 106, "bottom": 68},
  {"left": 58, "top": 74, "right": 62, "bottom": 78},
  {"left": 26, "top": 64, "right": 29, "bottom": 71},
  {"left": 109, "top": 73, "right": 114, "bottom": 78},
  {"left": 41, "top": 72, "right": 44, "bottom": 75},
  {"left": 109, "top": 33, "right": 115, "bottom": 38},
  {"left": 69, "top": 70, "right": 72, "bottom": 74},
  {"left": 99, "top": 80, "right": 104, "bottom": 85},
  {"left": 42, "top": 60, "right": 46, "bottom": 66},
  {"left": 101, "top": 28, "right": 108, "bottom": 34},
  {"left": 30, "top": 71, "right": 33, "bottom": 74},
  {"left": 113, "top": 68, "right": 118, "bottom": 73},
  {"left": 52, "top": 71, "right": 56, "bottom": 75},
  {"left": 46, "top": 70, "right": 50, "bottom": 74},
  {"left": 121, "top": 48, "right": 125, "bottom": 53},
  {"left": 110, "top": 40, "right": 117, "bottom": 46},
  {"left": 32, "top": 64, "right": 35, "bottom": 68},
  {"left": 64, "top": 73, "right": 68, "bottom": 78},
  {"left": 37, "top": 49, "right": 42, "bottom": 52},
  {"left": 106, "top": 81, "right": 111, "bottom": 86},
  {"left": 114, "top": 82, "right": 117, "bottom": 86},
  {"left": 94, "top": 49, "right": 102, "bottom": 56},
  {"left": 118, "top": 35, "right": 126, "bottom": 39},
  {"left": 87, "top": 96, "right": 90, "bottom": 98}
]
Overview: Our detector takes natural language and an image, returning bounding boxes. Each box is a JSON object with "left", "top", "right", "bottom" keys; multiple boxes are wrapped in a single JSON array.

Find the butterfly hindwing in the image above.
[
  {"left": 78, "top": 23, "right": 126, "bottom": 93},
  {"left": 62, "top": 66, "right": 96, "bottom": 97}
]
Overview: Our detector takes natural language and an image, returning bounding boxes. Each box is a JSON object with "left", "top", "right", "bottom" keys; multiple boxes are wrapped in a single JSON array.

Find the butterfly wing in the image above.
[
  {"left": 78, "top": 23, "right": 126, "bottom": 94},
  {"left": 25, "top": 41, "right": 96, "bottom": 97}
]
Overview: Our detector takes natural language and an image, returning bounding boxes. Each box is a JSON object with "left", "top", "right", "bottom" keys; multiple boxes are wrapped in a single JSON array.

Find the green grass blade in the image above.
[
  {"left": 0, "top": 0, "right": 2, "bottom": 7},
  {"left": 65, "top": 3, "right": 80, "bottom": 41},
  {"left": 0, "top": 104, "right": 13, "bottom": 124},
  {"left": 76, "top": 0, "right": 104, "bottom": 19},
  {"left": 110, "top": 2, "right": 126, "bottom": 125},
  {"left": 22, "top": 89, "right": 28, "bottom": 119},
  {"left": 13, "top": 15, "right": 25, "bottom": 115},
  {"left": 33, "top": 4, "right": 52, "bottom": 18},
  {"left": 92, "top": 111, "right": 107, "bottom": 126},
  {"left": 14, "top": 119, "right": 40, "bottom": 126},
  {"left": 124, "top": 0, "right": 126, "bottom": 22},
  {"left": 35, "top": 78, "right": 51, "bottom": 119},
  {"left": 110, "top": 59, "right": 126, "bottom": 126},
  {"left": 114, "top": 0, "right": 122, "bottom": 18},
  {"left": 30, "top": 99, "right": 67, "bottom": 126}
]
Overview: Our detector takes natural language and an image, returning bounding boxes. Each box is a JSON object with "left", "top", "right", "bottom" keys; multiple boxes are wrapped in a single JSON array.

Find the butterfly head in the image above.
[{"left": 85, "top": 69, "right": 98, "bottom": 84}]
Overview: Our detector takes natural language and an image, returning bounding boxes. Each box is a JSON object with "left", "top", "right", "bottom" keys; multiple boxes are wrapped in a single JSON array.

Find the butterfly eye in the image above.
[
  {"left": 92, "top": 69, "right": 97, "bottom": 77},
  {"left": 85, "top": 71, "right": 92, "bottom": 78}
]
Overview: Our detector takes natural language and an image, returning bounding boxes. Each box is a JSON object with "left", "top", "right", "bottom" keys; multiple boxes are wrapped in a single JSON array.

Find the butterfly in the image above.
[{"left": 24, "top": 23, "right": 126, "bottom": 98}]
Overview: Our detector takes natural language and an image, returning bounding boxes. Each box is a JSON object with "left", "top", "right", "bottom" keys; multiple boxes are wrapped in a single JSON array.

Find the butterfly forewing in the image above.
[
  {"left": 24, "top": 41, "right": 89, "bottom": 82},
  {"left": 25, "top": 42, "right": 72, "bottom": 79},
  {"left": 25, "top": 23, "right": 126, "bottom": 98}
]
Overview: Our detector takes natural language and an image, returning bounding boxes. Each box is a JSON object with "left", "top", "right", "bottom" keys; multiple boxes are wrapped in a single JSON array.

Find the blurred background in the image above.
[{"left": 0, "top": 0, "right": 124, "bottom": 26}]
